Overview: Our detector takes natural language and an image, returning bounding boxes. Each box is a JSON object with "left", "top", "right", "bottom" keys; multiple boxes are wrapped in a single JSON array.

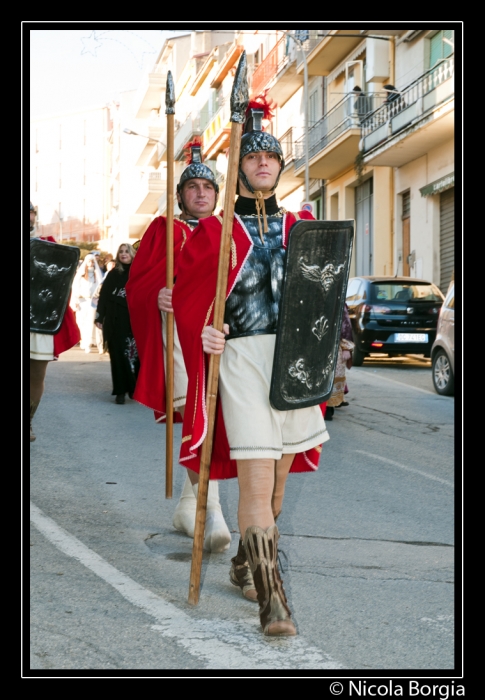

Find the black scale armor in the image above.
[{"left": 224, "top": 215, "right": 285, "bottom": 340}]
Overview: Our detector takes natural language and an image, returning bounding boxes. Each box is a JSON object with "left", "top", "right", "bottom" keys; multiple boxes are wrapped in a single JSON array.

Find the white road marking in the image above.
[
  {"left": 351, "top": 368, "right": 438, "bottom": 395},
  {"left": 355, "top": 451, "right": 453, "bottom": 487},
  {"left": 30, "top": 502, "right": 344, "bottom": 670}
]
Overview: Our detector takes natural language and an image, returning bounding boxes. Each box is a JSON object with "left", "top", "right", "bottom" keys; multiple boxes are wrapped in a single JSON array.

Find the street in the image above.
[{"left": 28, "top": 346, "right": 456, "bottom": 674}]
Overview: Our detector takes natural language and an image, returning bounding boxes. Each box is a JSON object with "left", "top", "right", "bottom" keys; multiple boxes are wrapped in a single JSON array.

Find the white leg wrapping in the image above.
[
  {"left": 172, "top": 473, "right": 196, "bottom": 538},
  {"left": 172, "top": 476, "right": 231, "bottom": 553},
  {"left": 198, "top": 480, "right": 232, "bottom": 553}
]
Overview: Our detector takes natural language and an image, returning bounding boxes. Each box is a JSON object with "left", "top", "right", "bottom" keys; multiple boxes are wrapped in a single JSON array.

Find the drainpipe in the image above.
[
  {"left": 389, "top": 38, "right": 395, "bottom": 275},
  {"left": 389, "top": 36, "right": 395, "bottom": 85},
  {"left": 390, "top": 167, "right": 394, "bottom": 275}
]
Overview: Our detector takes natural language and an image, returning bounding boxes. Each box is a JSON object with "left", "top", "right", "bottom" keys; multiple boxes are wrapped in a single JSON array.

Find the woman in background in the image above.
[
  {"left": 95, "top": 243, "right": 139, "bottom": 404},
  {"left": 71, "top": 254, "right": 103, "bottom": 353}
]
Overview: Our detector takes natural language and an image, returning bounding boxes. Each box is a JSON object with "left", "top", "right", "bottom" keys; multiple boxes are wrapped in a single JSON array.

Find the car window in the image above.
[
  {"left": 444, "top": 290, "right": 454, "bottom": 309},
  {"left": 346, "top": 279, "right": 363, "bottom": 302},
  {"left": 371, "top": 282, "right": 443, "bottom": 302}
]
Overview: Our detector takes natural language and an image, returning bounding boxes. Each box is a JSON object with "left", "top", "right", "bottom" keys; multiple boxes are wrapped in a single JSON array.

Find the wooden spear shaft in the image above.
[
  {"left": 188, "top": 52, "right": 248, "bottom": 606},
  {"left": 165, "top": 71, "right": 175, "bottom": 500}
]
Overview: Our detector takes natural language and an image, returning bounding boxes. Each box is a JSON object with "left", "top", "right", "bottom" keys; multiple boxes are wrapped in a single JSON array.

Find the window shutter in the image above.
[{"left": 429, "top": 32, "right": 442, "bottom": 68}]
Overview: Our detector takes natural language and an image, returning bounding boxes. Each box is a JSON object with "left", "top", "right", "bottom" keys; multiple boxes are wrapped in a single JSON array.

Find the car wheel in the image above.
[
  {"left": 352, "top": 344, "right": 366, "bottom": 367},
  {"left": 432, "top": 349, "right": 454, "bottom": 396}
]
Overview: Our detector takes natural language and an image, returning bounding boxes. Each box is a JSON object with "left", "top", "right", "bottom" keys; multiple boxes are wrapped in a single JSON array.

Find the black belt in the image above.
[{"left": 226, "top": 328, "right": 277, "bottom": 341}]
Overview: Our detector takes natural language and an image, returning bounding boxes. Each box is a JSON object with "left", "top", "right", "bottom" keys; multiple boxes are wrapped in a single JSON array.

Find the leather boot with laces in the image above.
[
  {"left": 229, "top": 539, "right": 258, "bottom": 602},
  {"left": 243, "top": 525, "right": 297, "bottom": 636}
]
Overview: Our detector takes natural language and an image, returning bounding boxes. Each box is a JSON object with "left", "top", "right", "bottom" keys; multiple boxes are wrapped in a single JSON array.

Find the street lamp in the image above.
[{"left": 123, "top": 128, "right": 167, "bottom": 149}]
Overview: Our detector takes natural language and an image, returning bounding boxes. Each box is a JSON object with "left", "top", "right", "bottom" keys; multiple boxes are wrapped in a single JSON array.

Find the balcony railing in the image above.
[
  {"left": 361, "top": 55, "right": 454, "bottom": 150},
  {"left": 294, "top": 92, "right": 385, "bottom": 169},
  {"left": 279, "top": 127, "right": 299, "bottom": 164},
  {"left": 251, "top": 35, "right": 291, "bottom": 96},
  {"left": 202, "top": 99, "right": 231, "bottom": 157},
  {"left": 295, "top": 29, "right": 331, "bottom": 68},
  {"left": 174, "top": 113, "right": 201, "bottom": 160}
]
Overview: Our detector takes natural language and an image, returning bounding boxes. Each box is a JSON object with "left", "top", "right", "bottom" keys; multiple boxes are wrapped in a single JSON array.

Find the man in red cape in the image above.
[
  {"left": 172, "top": 97, "right": 329, "bottom": 637},
  {"left": 125, "top": 141, "right": 232, "bottom": 554},
  {"left": 30, "top": 201, "right": 81, "bottom": 441}
]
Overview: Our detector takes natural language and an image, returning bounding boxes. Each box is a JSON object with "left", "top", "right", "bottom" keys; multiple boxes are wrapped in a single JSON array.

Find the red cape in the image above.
[
  {"left": 172, "top": 211, "right": 325, "bottom": 480},
  {"left": 37, "top": 236, "right": 80, "bottom": 358},
  {"left": 125, "top": 217, "right": 193, "bottom": 423}
]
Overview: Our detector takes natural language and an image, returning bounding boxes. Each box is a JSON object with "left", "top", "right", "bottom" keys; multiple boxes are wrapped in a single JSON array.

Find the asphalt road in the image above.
[{"left": 27, "top": 346, "right": 457, "bottom": 677}]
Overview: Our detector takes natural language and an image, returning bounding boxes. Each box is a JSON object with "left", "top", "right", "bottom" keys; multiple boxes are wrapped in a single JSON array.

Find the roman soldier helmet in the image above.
[
  {"left": 239, "top": 91, "right": 285, "bottom": 194},
  {"left": 177, "top": 137, "right": 219, "bottom": 197}
]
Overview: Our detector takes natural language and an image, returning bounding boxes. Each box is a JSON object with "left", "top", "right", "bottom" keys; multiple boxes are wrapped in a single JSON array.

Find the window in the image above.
[
  {"left": 311, "top": 195, "right": 322, "bottom": 219},
  {"left": 309, "top": 90, "right": 319, "bottom": 126},
  {"left": 429, "top": 30, "right": 453, "bottom": 68}
]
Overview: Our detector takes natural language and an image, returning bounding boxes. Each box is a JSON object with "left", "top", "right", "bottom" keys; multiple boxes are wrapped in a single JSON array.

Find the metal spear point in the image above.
[
  {"left": 188, "top": 51, "right": 249, "bottom": 605},
  {"left": 230, "top": 50, "right": 249, "bottom": 123},
  {"left": 165, "top": 70, "right": 175, "bottom": 499},
  {"left": 165, "top": 71, "right": 175, "bottom": 114}
]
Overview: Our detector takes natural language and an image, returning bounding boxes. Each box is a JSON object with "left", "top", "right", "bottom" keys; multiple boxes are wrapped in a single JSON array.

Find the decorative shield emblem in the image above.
[
  {"left": 269, "top": 220, "right": 354, "bottom": 410},
  {"left": 30, "top": 239, "right": 80, "bottom": 334}
]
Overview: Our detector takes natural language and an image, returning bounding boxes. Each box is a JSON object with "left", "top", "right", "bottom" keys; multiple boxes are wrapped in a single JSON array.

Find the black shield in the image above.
[
  {"left": 269, "top": 220, "right": 354, "bottom": 410},
  {"left": 30, "top": 239, "right": 80, "bottom": 334}
]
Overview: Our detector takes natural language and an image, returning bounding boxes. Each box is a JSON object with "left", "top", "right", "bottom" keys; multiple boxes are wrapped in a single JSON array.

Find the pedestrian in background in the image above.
[
  {"left": 92, "top": 260, "right": 117, "bottom": 356},
  {"left": 71, "top": 254, "right": 103, "bottom": 353},
  {"left": 95, "top": 243, "right": 139, "bottom": 404},
  {"left": 325, "top": 303, "right": 354, "bottom": 420}
]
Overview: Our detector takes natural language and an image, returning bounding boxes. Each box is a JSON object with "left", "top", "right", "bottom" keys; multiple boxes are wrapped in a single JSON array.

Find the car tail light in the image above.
[{"left": 371, "top": 341, "right": 384, "bottom": 347}]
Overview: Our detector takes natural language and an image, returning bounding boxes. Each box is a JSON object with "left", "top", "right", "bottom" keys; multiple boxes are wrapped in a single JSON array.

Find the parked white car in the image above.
[{"left": 431, "top": 281, "right": 455, "bottom": 395}]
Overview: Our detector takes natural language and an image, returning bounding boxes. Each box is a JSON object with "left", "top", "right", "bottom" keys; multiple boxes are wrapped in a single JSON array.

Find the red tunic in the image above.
[
  {"left": 172, "top": 211, "right": 325, "bottom": 480},
  {"left": 35, "top": 236, "right": 80, "bottom": 358},
  {"left": 125, "top": 217, "right": 193, "bottom": 423}
]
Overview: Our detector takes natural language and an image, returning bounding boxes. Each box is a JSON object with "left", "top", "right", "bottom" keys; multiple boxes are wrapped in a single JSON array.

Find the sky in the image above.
[{"left": 28, "top": 27, "right": 189, "bottom": 118}]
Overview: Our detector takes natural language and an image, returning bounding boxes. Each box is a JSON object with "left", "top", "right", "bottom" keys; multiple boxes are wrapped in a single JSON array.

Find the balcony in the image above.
[
  {"left": 361, "top": 56, "right": 454, "bottom": 167},
  {"left": 202, "top": 100, "right": 231, "bottom": 161},
  {"left": 294, "top": 92, "right": 385, "bottom": 180},
  {"left": 251, "top": 35, "right": 303, "bottom": 107},
  {"left": 134, "top": 69, "right": 167, "bottom": 119},
  {"left": 173, "top": 113, "right": 202, "bottom": 161},
  {"left": 296, "top": 29, "right": 362, "bottom": 76},
  {"left": 134, "top": 171, "right": 166, "bottom": 216},
  {"left": 278, "top": 127, "right": 304, "bottom": 199},
  {"left": 135, "top": 124, "right": 166, "bottom": 167}
]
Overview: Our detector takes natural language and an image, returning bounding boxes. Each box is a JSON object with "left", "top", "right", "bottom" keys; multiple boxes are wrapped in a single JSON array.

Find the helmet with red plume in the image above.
[{"left": 239, "top": 91, "right": 284, "bottom": 193}]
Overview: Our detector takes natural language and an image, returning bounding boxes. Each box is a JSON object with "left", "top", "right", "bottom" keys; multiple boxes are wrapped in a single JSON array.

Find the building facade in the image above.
[{"left": 30, "top": 105, "right": 112, "bottom": 246}]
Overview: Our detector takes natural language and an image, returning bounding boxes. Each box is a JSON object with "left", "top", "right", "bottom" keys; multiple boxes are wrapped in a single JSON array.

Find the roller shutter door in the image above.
[{"left": 439, "top": 187, "right": 454, "bottom": 292}]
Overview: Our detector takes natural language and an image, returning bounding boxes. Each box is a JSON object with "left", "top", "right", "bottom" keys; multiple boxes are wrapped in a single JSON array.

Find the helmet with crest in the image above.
[
  {"left": 239, "top": 91, "right": 285, "bottom": 193},
  {"left": 177, "top": 137, "right": 219, "bottom": 195}
]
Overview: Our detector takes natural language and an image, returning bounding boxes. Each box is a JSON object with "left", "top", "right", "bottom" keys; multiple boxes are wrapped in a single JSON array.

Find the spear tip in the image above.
[
  {"left": 165, "top": 71, "right": 175, "bottom": 114},
  {"left": 230, "top": 50, "right": 249, "bottom": 123}
]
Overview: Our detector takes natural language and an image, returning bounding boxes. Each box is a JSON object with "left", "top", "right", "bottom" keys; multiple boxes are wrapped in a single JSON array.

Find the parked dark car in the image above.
[
  {"left": 431, "top": 280, "right": 455, "bottom": 396},
  {"left": 345, "top": 276, "right": 445, "bottom": 366}
]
